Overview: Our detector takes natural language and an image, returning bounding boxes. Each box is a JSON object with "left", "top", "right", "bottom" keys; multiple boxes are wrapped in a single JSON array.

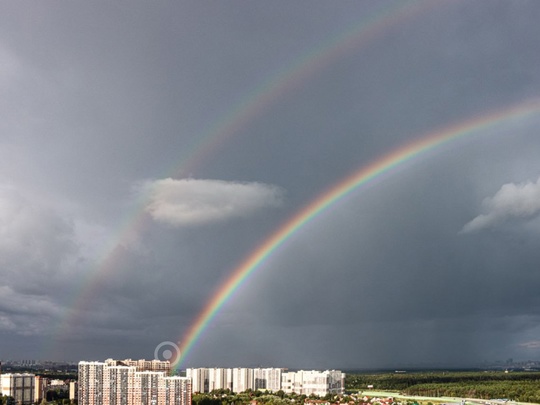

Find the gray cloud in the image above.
[
  {"left": 462, "top": 176, "right": 540, "bottom": 233},
  {"left": 144, "top": 178, "right": 284, "bottom": 226},
  {"left": 518, "top": 341, "right": 540, "bottom": 349}
]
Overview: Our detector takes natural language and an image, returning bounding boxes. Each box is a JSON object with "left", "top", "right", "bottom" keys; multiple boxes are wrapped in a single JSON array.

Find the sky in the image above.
[{"left": 2, "top": 0, "right": 540, "bottom": 370}]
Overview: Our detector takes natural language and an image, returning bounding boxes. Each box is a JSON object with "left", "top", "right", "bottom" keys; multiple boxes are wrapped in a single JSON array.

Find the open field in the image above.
[{"left": 357, "top": 390, "right": 539, "bottom": 405}]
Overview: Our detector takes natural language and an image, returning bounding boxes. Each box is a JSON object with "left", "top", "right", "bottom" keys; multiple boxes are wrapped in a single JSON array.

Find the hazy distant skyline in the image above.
[{"left": 2, "top": 0, "right": 540, "bottom": 369}]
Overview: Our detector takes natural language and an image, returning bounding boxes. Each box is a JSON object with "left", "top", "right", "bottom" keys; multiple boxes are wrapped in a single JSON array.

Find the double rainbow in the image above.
[
  {"left": 51, "top": 0, "right": 432, "bottom": 354},
  {"left": 173, "top": 99, "right": 540, "bottom": 369}
]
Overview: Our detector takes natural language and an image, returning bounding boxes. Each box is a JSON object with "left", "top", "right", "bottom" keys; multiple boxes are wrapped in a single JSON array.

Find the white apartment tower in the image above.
[
  {"left": 281, "top": 370, "right": 345, "bottom": 396},
  {"left": 185, "top": 368, "right": 208, "bottom": 393},
  {"left": 184, "top": 367, "right": 344, "bottom": 396},
  {"left": 186, "top": 368, "right": 282, "bottom": 393},
  {"left": 208, "top": 368, "right": 232, "bottom": 392},
  {"left": 231, "top": 368, "right": 252, "bottom": 393},
  {"left": 252, "top": 368, "right": 282, "bottom": 391}
]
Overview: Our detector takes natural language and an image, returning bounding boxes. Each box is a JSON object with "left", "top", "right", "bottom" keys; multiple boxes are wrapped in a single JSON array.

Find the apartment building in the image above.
[
  {"left": 252, "top": 368, "right": 282, "bottom": 391},
  {"left": 281, "top": 370, "right": 345, "bottom": 396},
  {"left": 79, "top": 361, "right": 106, "bottom": 405},
  {"left": 70, "top": 381, "right": 78, "bottom": 401},
  {"left": 103, "top": 365, "right": 131, "bottom": 405},
  {"left": 185, "top": 367, "right": 341, "bottom": 396},
  {"left": 34, "top": 375, "right": 49, "bottom": 403},
  {"left": 1, "top": 373, "right": 35, "bottom": 405},
  {"left": 106, "top": 358, "right": 171, "bottom": 374},
  {"left": 160, "top": 376, "right": 192, "bottom": 405},
  {"left": 185, "top": 367, "right": 208, "bottom": 393},
  {"left": 78, "top": 360, "right": 191, "bottom": 405},
  {"left": 208, "top": 367, "right": 232, "bottom": 392}
]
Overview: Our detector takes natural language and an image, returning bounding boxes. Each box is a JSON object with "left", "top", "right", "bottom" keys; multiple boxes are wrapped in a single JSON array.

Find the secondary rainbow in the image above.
[
  {"left": 48, "top": 0, "right": 433, "bottom": 355},
  {"left": 173, "top": 0, "right": 432, "bottom": 176},
  {"left": 173, "top": 98, "right": 540, "bottom": 369}
]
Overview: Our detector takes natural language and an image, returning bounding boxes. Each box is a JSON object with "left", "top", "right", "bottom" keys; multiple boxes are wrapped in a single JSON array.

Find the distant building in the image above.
[
  {"left": 34, "top": 375, "right": 49, "bottom": 403},
  {"left": 232, "top": 368, "right": 252, "bottom": 393},
  {"left": 186, "top": 368, "right": 343, "bottom": 396},
  {"left": 209, "top": 367, "right": 233, "bottom": 391},
  {"left": 69, "top": 381, "right": 78, "bottom": 401},
  {"left": 252, "top": 368, "right": 282, "bottom": 391},
  {"left": 281, "top": 370, "right": 344, "bottom": 396},
  {"left": 78, "top": 359, "right": 191, "bottom": 405},
  {"left": 1, "top": 373, "right": 35, "bottom": 405}
]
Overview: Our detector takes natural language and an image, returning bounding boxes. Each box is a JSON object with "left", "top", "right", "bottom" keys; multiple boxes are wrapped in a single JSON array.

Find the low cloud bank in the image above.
[{"left": 144, "top": 178, "right": 284, "bottom": 226}]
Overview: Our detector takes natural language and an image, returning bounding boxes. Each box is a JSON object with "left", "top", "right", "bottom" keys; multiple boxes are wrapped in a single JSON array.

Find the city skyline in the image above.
[{"left": 1, "top": 0, "right": 540, "bottom": 369}]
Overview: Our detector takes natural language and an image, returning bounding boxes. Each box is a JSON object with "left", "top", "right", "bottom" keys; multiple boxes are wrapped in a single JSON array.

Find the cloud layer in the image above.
[
  {"left": 144, "top": 178, "right": 284, "bottom": 226},
  {"left": 462, "top": 177, "right": 540, "bottom": 233}
]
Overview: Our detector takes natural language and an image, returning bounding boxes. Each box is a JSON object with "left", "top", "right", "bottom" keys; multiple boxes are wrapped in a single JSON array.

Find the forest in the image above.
[{"left": 346, "top": 371, "right": 540, "bottom": 403}]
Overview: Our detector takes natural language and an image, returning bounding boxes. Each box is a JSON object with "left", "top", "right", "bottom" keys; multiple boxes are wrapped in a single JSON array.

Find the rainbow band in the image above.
[
  {"left": 174, "top": 0, "right": 430, "bottom": 176},
  {"left": 174, "top": 99, "right": 540, "bottom": 370},
  {"left": 49, "top": 0, "right": 432, "bottom": 355}
]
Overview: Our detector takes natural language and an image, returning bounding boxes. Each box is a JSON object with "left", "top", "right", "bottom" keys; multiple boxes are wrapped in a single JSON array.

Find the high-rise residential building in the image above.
[
  {"left": 131, "top": 371, "right": 164, "bottom": 405},
  {"left": 185, "top": 367, "right": 344, "bottom": 395},
  {"left": 1, "top": 373, "right": 35, "bottom": 405},
  {"left": 231, "top": 368, "right": 252, "bottom": 393},
  {"left": 103, "top": 365, "right": 132, "bottom": 405},
  {"left": 185, "top": 368, "right": 208, "bottom": 393},
  {"left": 252, "top": 368, "right": 282, "bottom": 391},
  {"left": 78, "top": 360, "right": 191, "bottom": 405},
  {"left": 79, "top": 361, "right": 106, "bottom": 405},
  {"left": 160, "top": 376, "right": 191, "bottom": 405},
  {"left": 187, "top": 367, "right": 347, "bottom": 395},
  {"left": 208, "top": 367, "right": 231, "bottom": 392}
]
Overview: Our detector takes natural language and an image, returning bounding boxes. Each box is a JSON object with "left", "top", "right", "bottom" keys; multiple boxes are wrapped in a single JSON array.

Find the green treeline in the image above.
[
  {"left": 193, "top": 389, "right": 325, "bottom": 405},
  {"left": 346, "top": 371, "right": 540, "bottom": 403}
]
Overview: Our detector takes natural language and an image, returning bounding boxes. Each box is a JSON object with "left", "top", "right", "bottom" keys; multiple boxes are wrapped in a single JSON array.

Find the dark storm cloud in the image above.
[{"left": 1, "top": 0, "right": 540, "bottom": 368}]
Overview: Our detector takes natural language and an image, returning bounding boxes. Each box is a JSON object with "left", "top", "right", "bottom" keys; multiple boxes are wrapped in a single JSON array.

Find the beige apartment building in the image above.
[
  {"left": 1, "top": 373, "right": 35, "bottom": 405},
  {"left": 78, "top": 359, "right": 191, "bottom": 405}
]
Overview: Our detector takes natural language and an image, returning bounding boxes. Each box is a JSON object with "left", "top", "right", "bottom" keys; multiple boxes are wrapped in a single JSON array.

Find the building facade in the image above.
[
  {"left": 160, "top": 376, "right": 192, "bottom": 405},
  {"left": 34, "top": 375, "right": 49, "bottom": 403},
  {"left": 79, "top": 361, "right": 106, "bottom": 405},
  {"left": 78, "top": 360, "right": 191, "bottom": 405},
  {"left": 281, "top": 370, "right": 345, "bottom": 396},
  {"left": 70, "top": 381, "right": 78, "bottom": 401},
  {"left": 1, "top": 373, "right": 35, "bottom": 405},
  {"left": 185, "top": 368, "right": 343, "bottom": 396},
  {"left": 103, "top": 365, "right": 131, "bottom": 405}
]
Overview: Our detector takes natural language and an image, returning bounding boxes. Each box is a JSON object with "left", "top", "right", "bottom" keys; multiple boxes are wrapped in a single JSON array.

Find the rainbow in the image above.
[
  {"left": 49, "top": 0, "right": 433, "bottom": 355},
  {"left": 173, "top": 98, "right": 540, "bottom": 369},
  {"left": 172, "top": 0, "right": 433, "bottom": 176}
]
